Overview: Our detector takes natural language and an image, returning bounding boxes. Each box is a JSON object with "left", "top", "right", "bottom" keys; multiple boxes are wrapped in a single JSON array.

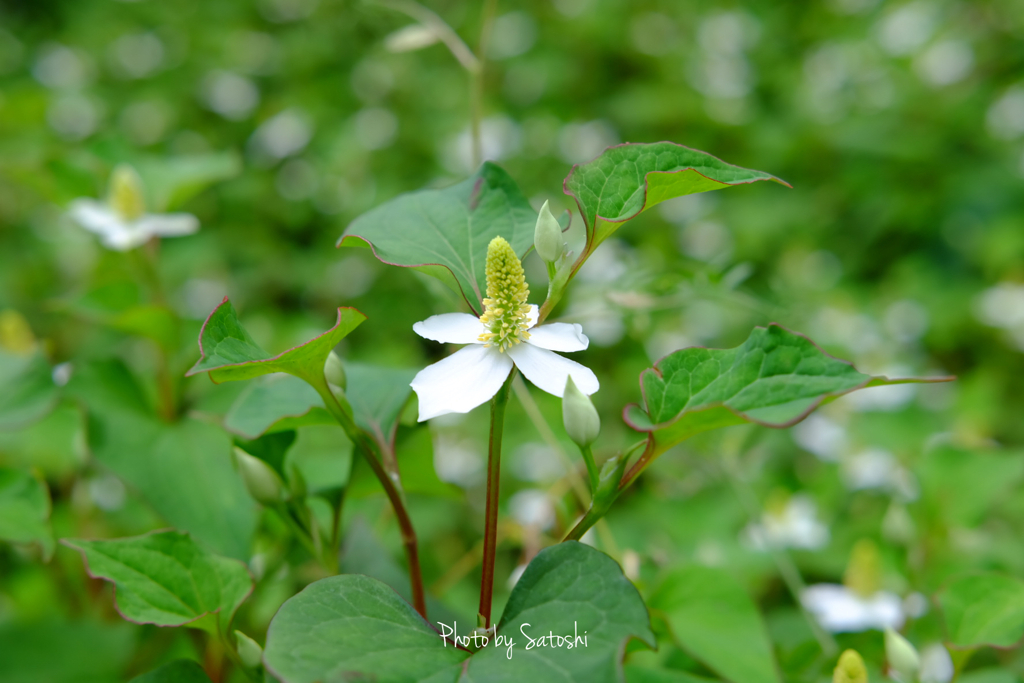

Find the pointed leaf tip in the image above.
[
  {"left": 626, "top": 323, "right": 952, "bottom": 461},
  {"left": 187, "top": 299, "right": 366, "bottom": 385},
  {"left": 563, "top": 141, "right": 790, "bottom": 249}
]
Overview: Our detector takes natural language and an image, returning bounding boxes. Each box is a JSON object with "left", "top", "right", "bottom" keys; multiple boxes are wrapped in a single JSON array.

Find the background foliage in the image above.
[{"left": 1, "top": 0, "right": 1023, "bottom": 680}]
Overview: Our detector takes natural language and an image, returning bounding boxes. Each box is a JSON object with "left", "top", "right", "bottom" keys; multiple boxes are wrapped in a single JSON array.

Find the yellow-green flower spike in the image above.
[
  {"left": 478, "top": 236, "right": 531, "bottom": 352},
  {"left": 833, "top": 649, "right": 867, "bottom": 683},
  {"left": 108, "top": 164, "right": 146, "bottom": 221},
  {"left": 843, "top": 538, "right": 882, "bottom": 598}
]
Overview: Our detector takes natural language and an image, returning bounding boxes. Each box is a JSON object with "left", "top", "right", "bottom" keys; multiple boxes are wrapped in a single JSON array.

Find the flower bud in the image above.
[
  {"left": 234, "top": 630, "right": 263, "bottom": 669},
  {"left": 108, "top": 164, "right": 146, "bottom": 221},
  {"left": 533, "top": 200, "right": 563, "bottom": 264},
  {"left": 234, "top": 447, "right": 284, "bottom": 505},
  {"left": 324, "top": 351, "right": 347, "bottom": 390},
  {"left": 843, "top": 538, "right": 882, "bottom": 598},
  {"left": 885, "top": 628, "right": 920, "bottom": 683},
  {"left": 592, "top": 452, "right": 628, "bottom": 511},
  {"left": 562, "top": 376, "right": 600, "bottom": 448},
  {"left": 832, "top": 649, "right": 867, "bottom": 683}
]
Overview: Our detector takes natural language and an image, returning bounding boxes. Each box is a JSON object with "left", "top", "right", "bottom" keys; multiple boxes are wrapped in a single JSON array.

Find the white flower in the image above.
[
  {"left": 411, "top": 304, "right": 598, "bottom": 420},
  {"left": 802, "top": 584, "right": 904, "bottom": 633},
  {"left": 410, "top": 236, "right": 598, "bottom": 421},
  {"left": 68, "top": 164, "right": 198, "bottom": 251},
  {"left": 744, "top": 494, "right": 829, "bottom": 551}
]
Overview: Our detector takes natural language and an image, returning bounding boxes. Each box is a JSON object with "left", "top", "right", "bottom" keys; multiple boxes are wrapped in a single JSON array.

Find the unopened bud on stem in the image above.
[
  {"left": 832, "top": 649, "right": 867, "bottom": 683},
  {"left": 234, "top": 630, "right": 263, "bottom": 669},
  {"left": 534, "top": 200, "right": 563, "bottom": 264},
  {"left": 562, "top": 376, "right": 600, "bottom": 448},
  {"left": 885, "top": 628, "right": 920, "bottom": 683},
  {"left": 324, "top": 350, "right": 347, "bottom": 390},
  {"left": 234, "top": 447, "right": 284, "bottom": 505}
]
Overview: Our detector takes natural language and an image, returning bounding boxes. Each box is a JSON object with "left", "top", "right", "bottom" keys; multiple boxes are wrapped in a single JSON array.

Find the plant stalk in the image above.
[
  {"left": 478, "top": 369, "right": 514, "bottom": 627},
  {"left": 315, "top": 383, "right": 427, "bottom": 618},
  {"left": 470, "top": 0, "right": 497, "bottom": 167}
]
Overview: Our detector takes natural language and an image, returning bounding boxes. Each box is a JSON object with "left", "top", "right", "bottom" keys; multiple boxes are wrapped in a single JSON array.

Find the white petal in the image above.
[
  {"left": 801, "top": 584, "right": 904, "bottom": 633},
  {"left": 526, "top": 322, "right": 589, "bottom": 352},
  {"left": 136, "top": 213, "right": 200, "bottom": 238},
  {"left": 506, "top": 343, "right": 598, "bottom": 397},
  {"left": 525, "top": 304, "right": 539, "bottom": 329},
  {"left": 68, "top": 199, "right": 128, "bottom": 240},
  {"left": 411, "top": 345, "right": 513, "bottom": 421},
  {"left": 412, "top": 313, "right": 486, "bottom": 344}
]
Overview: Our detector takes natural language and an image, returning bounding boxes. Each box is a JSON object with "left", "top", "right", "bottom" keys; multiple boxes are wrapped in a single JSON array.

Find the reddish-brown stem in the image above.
[
  {"left": 317, "top": 384, "right": 426, "bottom": 618},
  {"left": 478, "top": 370, "right": 515, "bottom": 627}
]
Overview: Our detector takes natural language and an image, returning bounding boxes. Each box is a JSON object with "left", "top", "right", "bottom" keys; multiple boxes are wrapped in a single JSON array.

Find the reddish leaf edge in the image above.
[
  {"left": 562, "top": 141, "right": 792, "bottom": 232},
  {"left": 184, "top": 296, "right": 367, "bottom": 384},
  {"left": 621, "top": 322, "right": 955, "bottom": 435},
  {"left": 60, "top": 529, "right": 254, "bottom": 629}
]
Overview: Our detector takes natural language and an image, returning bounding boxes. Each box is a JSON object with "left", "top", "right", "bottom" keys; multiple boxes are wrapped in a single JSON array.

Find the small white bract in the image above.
[
  {"left": 410, "top": 236, "right": 598, "bottom": 421},
  {"left": 802, "top": 584, "right": 905, "bottom": 633},
  {"left": 68, "top": 164, "right": 199, "bottom": 251}
]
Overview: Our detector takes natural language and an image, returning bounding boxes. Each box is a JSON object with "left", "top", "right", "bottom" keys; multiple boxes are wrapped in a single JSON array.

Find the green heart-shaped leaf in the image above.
[
  {"left": 264, "top": 541, "right": 653, "bottom": 682},
  {"left": 939, "top": 573, "right": 1024, "bottom": 649},
  {"left": 0, "top": 351, "right": 59, "bottom": 430},
  {"left": 67, "top": 360, "right": 257, "bottom": 559},
  {"left": 187, "top": 298, "right": 366, "bottom": 387},
  {"left": 225, "top": 374, "right": 333, "bottom": 440},
  {"left": 648, "top": 565, "right": 779, "bottom": 683},
  {"left": 62, "top": 530, "right": 253, "bottom": 633},
  {"left": 625, "top": 324, "right": 950, "bottom": 460},
  {"left": 0, "top": 467, "right": 53, "bottom": 557},
  {"left": 339, "top": 163, "right": 537, "bottom": 315},
  {"left": 462, "top": 541, "right": 655, "bottom": 682},
  {"left": 563, "top": 142, "right": 789, "bottom": 250},
  {"left": 224, "top": 362, "right": 416, "bottom": 449}
]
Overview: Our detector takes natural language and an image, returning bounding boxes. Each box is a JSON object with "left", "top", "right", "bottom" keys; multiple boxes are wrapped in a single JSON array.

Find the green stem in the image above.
[
  {"left": 470, "top": 0, "right": 497, "bottom": 167},
  {"left": 273, "top": 503, "right": 321, "bottom": 562},
  {"left": 478, "top": 369, "right": 514, "bottom": 627},
  {"left": 721, "top": 448, "right": 839, "bottom": 657},
  {"left": 315, "top": 383, "right": 427, "bottom": 618},
  {"left": 218, "top": 630, "right": 259, "bottom": 683},
  {"left": 579, "top": 444, "right": 599, "bottom": 493}
]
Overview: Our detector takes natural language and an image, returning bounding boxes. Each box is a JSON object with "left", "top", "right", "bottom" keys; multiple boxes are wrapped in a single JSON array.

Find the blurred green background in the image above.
[{"left": 1, "top": 0, "right": 1023, "bottom": 680}]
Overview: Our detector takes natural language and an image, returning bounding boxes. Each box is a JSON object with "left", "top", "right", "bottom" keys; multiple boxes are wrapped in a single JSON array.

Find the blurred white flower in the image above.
[
  {"left": 744, "top": 494, "right": 830, "bottom": 551},
  {"left": 914, "top": 40, "right": 973, "bottom": 87},
  {"left": 975, "top": 282, "right": 1024, "bottom": 350},
  {"left": 110, "top": 32, "right": 164, "bottom": 79},
  {"left": 793, "top": 413, "right": 848, "bottom": 462},
  {"left": 842, "top": 447, "right": 919, "bottom": 501},
  {"left": 802, "top": 584, "right": 904, "bottom": 632},
  {"left": 557, "top": 120, "right": 618, "bottom": 164},
  {"left": 47, "top": 93, "right": 102, "bottom": 140},
  {"left": 511, "top": 443, "right": 566, "bottom": 482},
  {"left": 432, "top": 435, "right": 484, "bottom": 487},
  {"left": 919, "top": 643, "right": 954, "bottom": 683},
  {"left": 442, "top": 115, "right": 521, "bottom": 174},
  {"left": 68, "top": 165, "right": 198, "bottom": 251},
  {"left": 508, "top": 489, "right": 555, "bottom": 531},
  {"left": 986, "top": 86, "right": 1024, "bottom": 140},
  {"left": 33, "top": 43, "right": 94, "bottom": 89},
  {"left": 202, "top": 70, "right": 259, "bottom": 120},
  {"left": 352, "top": 107, "right": 398, "bottom": 151},
  {"left": 487, "top": 12, "right": 536, "bottom": 60},
  {"left": 876, "top": 1, "right": 938, "bottom": 56},
  {"left": 629, "top": 13, "right": 678, "bottom": 56},
  {"left": 250, "top": 109, "right": 313, "bottom": 160}
]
